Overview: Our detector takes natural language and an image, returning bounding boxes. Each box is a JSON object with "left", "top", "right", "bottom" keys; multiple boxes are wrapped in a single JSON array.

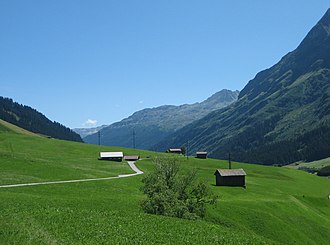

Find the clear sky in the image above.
[{"left": 1, "top": 1, "right": 329, "bottom": 128}]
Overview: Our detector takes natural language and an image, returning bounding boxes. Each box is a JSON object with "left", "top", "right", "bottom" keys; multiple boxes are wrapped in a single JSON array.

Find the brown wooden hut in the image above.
[
  {"left": 214, "top": 169, "right": 246, "bottom": 187},
  {"left": 196, "top": 152, "right": 208, "bottom": 159},
  {"left": 124, "top": 155, "right": 140, "bottom": 161}
]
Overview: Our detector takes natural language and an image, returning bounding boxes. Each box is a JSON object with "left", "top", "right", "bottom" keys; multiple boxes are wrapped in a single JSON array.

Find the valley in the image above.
[
  {"left": 0, "top": 120, "right": 329, "bottom": 244},
  {"left": 1, "top": 5, "right": 329, "bottom": 244}
]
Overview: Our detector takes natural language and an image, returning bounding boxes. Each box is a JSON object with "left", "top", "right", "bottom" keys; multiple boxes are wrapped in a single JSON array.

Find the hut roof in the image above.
[
  {"left": 169, "top": 148, "right": 181, "bottom": 151},
  {"left": 196, "top": 152, "right": 207, "bottom": 154},
  {"left": 100, "top": 152, "right": 124, "bottom": 158},
  {"left": 124, "top": 155, "right": 140, "bottom": 161},
  {"left": 214, "top": 169, "right": 246, "bottom": 176}
]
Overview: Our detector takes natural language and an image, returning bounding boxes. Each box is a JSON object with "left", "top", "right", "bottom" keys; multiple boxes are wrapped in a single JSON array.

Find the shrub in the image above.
[
  {"left": 317, "top": 165, "right": 330, "bottom": 176},
  {"left": 141, "top": 157, "right": 216, "bottom": 219}
]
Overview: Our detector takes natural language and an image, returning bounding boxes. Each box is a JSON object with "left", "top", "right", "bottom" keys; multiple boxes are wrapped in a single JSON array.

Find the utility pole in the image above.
[
  {"left": 186, "top": 140, "right": 189, "bottom": 160},
  {"left": 98, "top": 131, "right": 101, "bottom": 146},
  {"left": 229, "top": 152, "right": 232, "bottom": 169},
  {"left": 133, "top": 129, "right": 136, "bottom": 149}
]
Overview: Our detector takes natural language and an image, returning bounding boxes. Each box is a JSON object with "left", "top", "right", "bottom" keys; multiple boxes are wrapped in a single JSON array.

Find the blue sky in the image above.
[{"left": 1, "top": 1, "right": 329, "bottom": 128}]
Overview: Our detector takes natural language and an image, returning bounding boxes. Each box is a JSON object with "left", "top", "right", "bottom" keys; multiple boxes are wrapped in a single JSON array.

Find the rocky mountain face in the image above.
[
  {"left": 156, "top": 9, "right": 330, "bottom": 165},
  {"left": 0, "top": 96, "right": 83, "bottom": 142},
  {"left": 73, "top": 125, "right": 108, "bottom": 139},
  {"left": 84, "top": 89, "right": 239, "bottom": 149}
]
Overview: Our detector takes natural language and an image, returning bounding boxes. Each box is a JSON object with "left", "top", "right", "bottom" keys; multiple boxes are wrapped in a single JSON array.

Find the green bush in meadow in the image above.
[{"left": 141, "top": 157, "right": 215, "bottom": 219}]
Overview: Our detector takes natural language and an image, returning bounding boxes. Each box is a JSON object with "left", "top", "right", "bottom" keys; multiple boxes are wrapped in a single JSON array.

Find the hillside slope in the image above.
[
  {"left": 0, "top": 121, "right": 329, "bottom": 244},
  {"left": 0, "top": 119, "right": 136, "bottom": 184},
  {"left": 156, "top": 8, "right": 330, "bottom": 165},
  {"left": 84, "top": 89, "right": 238, "bottom": 149},
  {"left": 0, "top": 96, "right": 82, "bottom": 142}
]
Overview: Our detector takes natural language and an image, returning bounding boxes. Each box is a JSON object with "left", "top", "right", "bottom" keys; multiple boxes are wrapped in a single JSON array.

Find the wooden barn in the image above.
[
  {"left": 167, "top": 148, "right": 182, "bottom": 154},
  {"left": 196, "top": 152, "right": 208, "bottom": 159},
  {"left": 214, "top": 169, "right": 246, "bottom": 187},
  {"left": 99, "top": 152, "right": 124, "bottom": 162},
  {"left": 124, "top": 155, "right": 140, "bottom": 161}
]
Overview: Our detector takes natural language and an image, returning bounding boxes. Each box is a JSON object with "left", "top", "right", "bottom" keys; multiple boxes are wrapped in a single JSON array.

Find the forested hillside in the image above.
[
  {"left": 0, "top": 96, "right": 82, "bottom": 142},
  {"left": 156, "top": 8, "right": 330, "bottom": 165}
]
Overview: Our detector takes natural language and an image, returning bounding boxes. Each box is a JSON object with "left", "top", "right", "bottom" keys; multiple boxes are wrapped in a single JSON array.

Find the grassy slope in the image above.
[
  {"left": 286, "top": 157, "right": 330, "bottom": 172},
  {"left": 0, "top": 121, "right": 329, "bottom": 244},
  {"left": 193, "top": 160, "right": 330, "bottom": 243},
  {"left": 0, "top": 119, "right": 156, "bottom": 185},
  {"left": 0, "top": 119, "right": 41, "bottom": 137}
]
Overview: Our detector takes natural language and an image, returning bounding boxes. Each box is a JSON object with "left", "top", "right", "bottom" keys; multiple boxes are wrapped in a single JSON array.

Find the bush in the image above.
[
  {"left": 141, "top": 157, "right": 216, "bottom": 219},
  {"left": 317, "top": 165, "right": 330, "bottom": 176}
]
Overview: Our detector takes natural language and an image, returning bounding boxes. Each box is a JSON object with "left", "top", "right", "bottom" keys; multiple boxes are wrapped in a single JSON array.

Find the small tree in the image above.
[
  {"left": 141, "top": 157, "right": 216, "bottom": 219},
  {"left": 181, "top": 145, "right": 186, "bottom": 156}
]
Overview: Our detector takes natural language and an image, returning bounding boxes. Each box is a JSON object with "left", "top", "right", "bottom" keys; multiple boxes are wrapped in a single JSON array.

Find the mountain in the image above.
[
  {"left": 73, "top": 125, "right": 108, "bottom": 138},
  {"left": 84, "top": 89, "right": 239, "bottom": 149},
  {"left": 156, "top": 9, "right": 330, "bottom": 165},
  {"left": 0, "top": 96, "right": 83, "bottom": 142}
]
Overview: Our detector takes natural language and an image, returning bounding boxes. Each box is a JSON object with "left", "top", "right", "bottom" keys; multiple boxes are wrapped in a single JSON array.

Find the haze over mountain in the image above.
[
  {"left": 156, "top": 8, "right": 330, "bottom": 165},
  {"left": 73, "top": 125, "right": 108, "bottom": 139},
  {"left": 84, "top": 89, "right": 239, "bottom": 149},
  {"left": 0, "top": 96, "right": 82, "bottom": 142}
]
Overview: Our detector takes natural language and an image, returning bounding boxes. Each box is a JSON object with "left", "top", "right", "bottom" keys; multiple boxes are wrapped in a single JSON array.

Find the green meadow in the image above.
[
  {"left": 286, "top": 157, "right": 330, "bottom": 173},
  {"left": 0, "top": 120, "right": 329, "bottom": 244}
]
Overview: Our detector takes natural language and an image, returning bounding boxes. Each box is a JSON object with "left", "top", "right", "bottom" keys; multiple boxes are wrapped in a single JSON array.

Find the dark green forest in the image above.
[{"left": 0, "top": 96, "right": 82, "bottom": 142}]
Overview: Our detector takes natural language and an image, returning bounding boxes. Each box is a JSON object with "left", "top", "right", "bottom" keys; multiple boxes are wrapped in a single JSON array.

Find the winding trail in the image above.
[{"left": 0, "top": 161, "right": 143, "bottom": 188}]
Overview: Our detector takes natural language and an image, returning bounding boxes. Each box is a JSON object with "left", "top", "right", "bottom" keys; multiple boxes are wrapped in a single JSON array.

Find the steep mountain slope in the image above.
[
  {"left": 84, "top": 89, "right": 238, "bottom": 149},
  {"left": 0, "top": 96, "right": 82, "bottom": 142},
  {"left": 156, "top": 8, "right": 330, "bottom": 165}
]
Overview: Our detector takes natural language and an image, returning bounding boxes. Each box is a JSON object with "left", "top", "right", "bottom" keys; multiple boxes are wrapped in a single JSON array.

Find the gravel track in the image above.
[{"left": 0, "top": 161, "right": 143, "bottom": 188}]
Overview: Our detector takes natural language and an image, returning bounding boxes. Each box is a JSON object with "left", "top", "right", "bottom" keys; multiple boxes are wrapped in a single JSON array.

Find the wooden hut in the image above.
[
  {"left": 124, "top": 155, "right": 140, "bottom": 161},
  {"left": 99, "top": 152, "right": 123, "bottom": 162},
  {"left": 167, "top": 148, "right": 182, "bottom": 154},
  {"left": 196, "top": 152, "right": 208, "bottom": 159},
  {"left": 214, "top": 169, "right": 246, "bottom": 187}
]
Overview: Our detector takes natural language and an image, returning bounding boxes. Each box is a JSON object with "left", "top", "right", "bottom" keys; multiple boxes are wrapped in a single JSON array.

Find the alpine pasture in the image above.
[{"left": 0, "top": 120, "right": 329, "bottom": 244}]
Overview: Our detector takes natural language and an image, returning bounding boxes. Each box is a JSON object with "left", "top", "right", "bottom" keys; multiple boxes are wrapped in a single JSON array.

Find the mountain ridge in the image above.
[
  {"left": 84, "top": 89, "right": 239, "bottom": 149},
  {"left": 155, "top": 8, "right": 330, "bottom": 165}
]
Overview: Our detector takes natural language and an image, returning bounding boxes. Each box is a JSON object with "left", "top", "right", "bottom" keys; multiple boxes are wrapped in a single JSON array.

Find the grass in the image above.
[
  {"left": 286, "top": 157, "right": 330, "bottom": 173},
  {"left": 0, "top": 120, "right": 158, "bottom": 185},
  {"left": 0, "top": 119, "right": 41, "bottom": 137},
  {"left": 0, "top": 120, "right": 329, "bottom": 244}
]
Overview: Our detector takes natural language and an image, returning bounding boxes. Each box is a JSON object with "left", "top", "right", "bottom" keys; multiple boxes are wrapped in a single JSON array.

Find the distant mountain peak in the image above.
[
  {"left": 83, "top": 89, "right": 239, "bottom": 149},
  {"left": 203, "top": 89, "right": 239, "bottom": 104}
]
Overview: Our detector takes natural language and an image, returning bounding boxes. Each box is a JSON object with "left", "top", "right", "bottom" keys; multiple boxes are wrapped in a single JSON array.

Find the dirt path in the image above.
[{"left": 0, "top": 161, "right": 143, "bottom": 188}]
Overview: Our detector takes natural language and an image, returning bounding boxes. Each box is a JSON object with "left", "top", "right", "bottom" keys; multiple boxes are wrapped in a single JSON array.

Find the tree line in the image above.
[{"left": 0, "top": 96, "right": 82, "bottom": 142}]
